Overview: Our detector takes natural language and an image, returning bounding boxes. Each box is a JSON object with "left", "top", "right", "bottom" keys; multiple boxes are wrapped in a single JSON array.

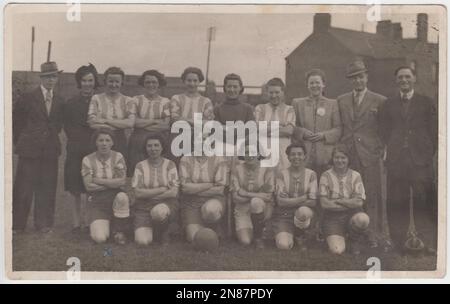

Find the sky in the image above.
[{"left": 9, "top": 5, "right": 440, "bottom": 87}]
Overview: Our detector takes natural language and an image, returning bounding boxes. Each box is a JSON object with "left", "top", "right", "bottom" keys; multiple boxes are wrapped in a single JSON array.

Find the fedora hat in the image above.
[
  {"left": 346, "top": 60, "right": 368, "bottom": 78},
  {"left": 40, "top": 61, "right": 63, "bottom": 76}
]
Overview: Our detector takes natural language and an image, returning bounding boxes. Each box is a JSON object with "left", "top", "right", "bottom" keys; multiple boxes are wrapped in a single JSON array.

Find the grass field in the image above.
[{"left": 11, "top": 134, "right": 438, "bottom": 274}]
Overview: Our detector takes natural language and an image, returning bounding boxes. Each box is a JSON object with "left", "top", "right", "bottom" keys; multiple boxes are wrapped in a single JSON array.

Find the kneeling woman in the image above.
[
  {"left": 179, "top": 148, "right": 228, "bottom": 243},
  {"left": 132, "top": 134, "right": 179, "bottom": 246},
  {"left": 274, "top": 142, "right": 317, "bottom": 251},
  {"left": 81, "top": 128, "right": 130, "bottom": 244},
  {"left": 319, "top": 144, "right": 370, "bottom": 255},
  {"left": 231, "top": 143, "right": 275, "bottom": 249}
]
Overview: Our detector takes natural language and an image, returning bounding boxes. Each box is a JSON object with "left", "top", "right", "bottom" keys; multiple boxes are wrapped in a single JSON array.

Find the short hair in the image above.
[
  {"left": 104, "top": 66, "right": 125, "bottom": 83},
  {"left": 285, "top": 142, "right": 307, "bottom": 156},
  {"left": 266, "top": 77, "right": 285, "bottom": 91},
  {"left": 138, "top": 69, "right": 167, "bottom": 87},
  {"left": 331, "top": 144, "right": 351, "bottom": 163},
  {"left": 306, "top": 68, "right": 326, "bottom": 84},
  {"left": 75, "top": 63, "right": 99, "bottom": 89},
  {"left": 223, "top": 73, "right": 244, "bottom": 94},
  {"left": 91, "top": 128, "right": 115, "bottom": 149},
  {"left": 181, "top": 67, "right": 205, "bottom": 83},
  {"left": 142, "top": 133, "right": 166, "bottom": 157},
  {"left": 394, "top": 66, "right": 416, "bottom": 77},
  {"left": 237, "top": 141, "right": 265, "bottom": 161}
]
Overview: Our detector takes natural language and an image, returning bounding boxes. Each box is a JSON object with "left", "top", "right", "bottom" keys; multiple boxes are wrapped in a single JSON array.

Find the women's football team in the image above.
[{"left": 65, "top": 63, "right": 370, "bottom": 255}]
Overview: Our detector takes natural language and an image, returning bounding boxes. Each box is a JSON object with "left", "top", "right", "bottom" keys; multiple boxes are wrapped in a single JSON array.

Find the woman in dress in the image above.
[
  {"left": 292, "top": 69, "right": 342, "bottom": 177},
  {"left": 63, "top": 63, "right": 99, "bottom": 234},
  {"left": 132, "top": 134, "right": 179, "bottom": 246},
  {"left": 231, "top": 142, "right": 275, "bottom": 249},
  {"left": 128, "top": 70, "right": 170, "bottom": 176},
  {"left": 81, "top": 128, "right": 130, "bottom": 244},
  {"left": 170, "top": 67, "right": 214, "bottom": 163},
  {"left": 87, "top": 66, "right": 136, "bottom": 163},
  {"left": 319, "top": 144, "right": 370, "bottom": 255}
]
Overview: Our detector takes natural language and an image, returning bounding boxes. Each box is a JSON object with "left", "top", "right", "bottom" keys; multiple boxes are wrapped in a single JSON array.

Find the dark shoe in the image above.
[
  {"left": 295, "top": 236, "right": 308, "bottom": 252},
  {"left": 39, "top": 227, "right": 53, "bottom": 234},
  {"left": 13, "top": 229, "right": 25, "bottom": 235},
  {"left": 160, "top": 231, "right": 170, "bottom": 246},
  {"left": 349, "top": 241, "right": 362, "bottom": 256},
  {"left": 114, "top": 232, "right": 127, "bottom": 245},
  {"left": 254, "top": 238, "right": 265, "bottom": 249},
  {"left": 424, "top": 246, "right": 437, "bottom": 256},
  {"left": 71, "top": 226, "right": 82, "bottom": 234}
]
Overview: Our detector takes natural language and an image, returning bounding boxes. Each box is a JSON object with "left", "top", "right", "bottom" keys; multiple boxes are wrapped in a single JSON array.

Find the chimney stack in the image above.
[
  {"left": 376, "top": 20, "right": 392, "bottom": 38},
  {"left": 313, "top": 13, "right": 331, "bottom": 33},
  {"left": 392, "top": 23, "right": 403, "bottom": 40},
  {"left": 417, "top": 13, "right": 428, "bottom": 42}
]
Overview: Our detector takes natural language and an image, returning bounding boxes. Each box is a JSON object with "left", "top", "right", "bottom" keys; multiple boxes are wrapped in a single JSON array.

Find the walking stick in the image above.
[{"left": 404, "top": 186, "right": 425, "bottom": 254}]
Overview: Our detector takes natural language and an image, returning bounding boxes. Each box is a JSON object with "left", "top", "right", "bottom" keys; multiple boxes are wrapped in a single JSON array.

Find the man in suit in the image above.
[
  {"left": 13, "top": 61, "right": 64, "bottom": 233},
  {"left": 337, "top": 60, "right": 391, "bottom": 251},
  {"left": 380, "top": 66, "right": 437, "bottom": 253}
]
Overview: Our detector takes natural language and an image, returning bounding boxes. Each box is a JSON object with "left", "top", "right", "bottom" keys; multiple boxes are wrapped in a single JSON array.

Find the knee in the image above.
[
  {"left": 90, "top": 227, "right": 109, "bottom": 244},
  {"left": 327, "top": 238, "right": 346, "bottom": 254},
  {"left": 294, "top": 206, "right": 313, "bottom": 229},
  {"left": 250, "top": 197, "right": 265, "bottom": 214},
  {"left": 113, "top": 192, "right": 130, "bottom": 218},
  {"left": 186, "top": 225, "right": 201, "bottom": 243},
  {"left": 201, "top": 199, "right": 223, "bottom": 224},
  {"left": 150, "top": 203, "right": 171, "bottom": 223},
  {"left": 276, "top": 234, "right": 293, "bottom": 250},
  {"left": 237, "top": 231, "right": 252, "bottom": 246},
  {"left": 351, "top": 212, "right": 370, "bottom": 230},
  {"left": 135, "top": 229, "right": 153, "bottom": 246}
]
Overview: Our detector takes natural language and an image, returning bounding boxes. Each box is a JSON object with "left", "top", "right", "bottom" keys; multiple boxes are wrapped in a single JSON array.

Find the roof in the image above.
[
  {"left": 328, "top": 27, "right": 408, "bottom": 59},
  {"left": 287, "top": 26, "right": 439, "bottom": 60}
]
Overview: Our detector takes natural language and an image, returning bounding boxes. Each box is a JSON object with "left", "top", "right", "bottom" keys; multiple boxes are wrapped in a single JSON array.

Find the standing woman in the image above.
[
  {"left": 255, "top": 78, "right": 295, "bottom": 171},
  {"left": 132, "top": 134, "right": 179, "bottom": 246},
  {"left": 81, "top": 128, "right": 130, "bottom": 244},
  {"left": 170, "top": 67, "right": 214, "bottom": 162},
  {"left": 87, "top": 66, "right": 136, "bottom": 162},
  {"left": 128, "top": 70, "right": 170, "bottom": 176},
  {"left": 63, "top": 63, "right": 99, "bottom": 234},
  {"left": 292, "top": 69, "right": 342, "bottom": 177},
  {"left": 231, "top": 142, "right": 275, "bottom": 249}
]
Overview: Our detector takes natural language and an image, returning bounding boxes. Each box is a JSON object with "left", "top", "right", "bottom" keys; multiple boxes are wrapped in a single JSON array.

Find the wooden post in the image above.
[
  {"left": 47, "top": 41, "right": 52, "bottom": 62},
  {"left": 30, "top": 27, "right": 35, "bottom": 71}
]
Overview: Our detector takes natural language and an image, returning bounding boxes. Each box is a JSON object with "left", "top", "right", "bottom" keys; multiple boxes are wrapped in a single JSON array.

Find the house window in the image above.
[{"left": 432, "top": 62, "right": 438, "bottom": 84}]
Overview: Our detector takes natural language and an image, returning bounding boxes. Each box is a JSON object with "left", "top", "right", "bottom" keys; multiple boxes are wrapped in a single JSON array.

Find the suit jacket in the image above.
[
  {"left": 292, "top": 96, "right": 342, "bottom": 168},
  {"left": 379, "top": 92, "right": 437, "bottom": 167},
  {"left": 337, "top": 90, "right": 386, "bottom": 167},
  {"left": 13, "top": 87, "right": 64, "bottom": 159}
]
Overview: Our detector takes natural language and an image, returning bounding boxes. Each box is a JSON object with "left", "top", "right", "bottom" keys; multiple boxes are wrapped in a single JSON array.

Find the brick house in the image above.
[{"left": 285, "top": 13, "right": 438, "bottom": 103}]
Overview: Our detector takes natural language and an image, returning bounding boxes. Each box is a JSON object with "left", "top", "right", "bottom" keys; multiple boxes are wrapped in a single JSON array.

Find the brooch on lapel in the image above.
[{"left": 317, "top": 107, "right": 326, "bottom": 117}]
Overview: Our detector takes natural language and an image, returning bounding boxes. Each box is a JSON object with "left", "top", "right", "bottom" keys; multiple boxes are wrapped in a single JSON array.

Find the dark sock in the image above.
[
  {"left": 112, "top": 217, "right": 130, "bottom": 234},
  {"left": 251, "top": 212, "right": 265, "bottom": 239}
]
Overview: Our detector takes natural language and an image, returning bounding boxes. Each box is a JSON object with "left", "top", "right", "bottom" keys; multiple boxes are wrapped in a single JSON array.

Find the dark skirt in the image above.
[
  {"left": 64, "top": 145, "right": 92, "bottom": 194},
  {"left": 127, "top": 128, "right": 169, "bottom": 176}
]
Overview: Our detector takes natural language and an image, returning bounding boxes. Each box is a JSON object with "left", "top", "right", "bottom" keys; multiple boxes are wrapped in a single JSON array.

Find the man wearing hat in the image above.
[
  {"left": 337, "top": 60, "right": 391, "bottom": 251},
  {"left": 13, "top": 61, "right": 64, "bottom": 233}
]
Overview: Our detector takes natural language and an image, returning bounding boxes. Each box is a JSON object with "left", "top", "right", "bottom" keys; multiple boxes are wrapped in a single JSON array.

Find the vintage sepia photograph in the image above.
[{"left": 3, "top": 3, "right": 446, "bottom": 280}]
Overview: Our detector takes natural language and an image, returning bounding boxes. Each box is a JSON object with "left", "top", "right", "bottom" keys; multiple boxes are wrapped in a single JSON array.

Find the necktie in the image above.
[
  {"left": 44, "top": 90, "right": 52, "bottom": 115},
  {"left": 401, "top": 94, "right": 410, "bottom": 117}
]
